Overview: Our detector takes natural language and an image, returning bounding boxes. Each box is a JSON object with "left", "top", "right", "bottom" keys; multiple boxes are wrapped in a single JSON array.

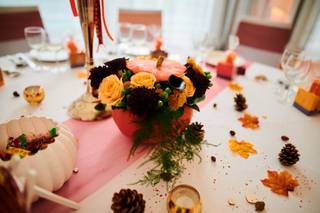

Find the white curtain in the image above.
[{"left": 288, "top": 0, "right": 320, "bottom": 49}]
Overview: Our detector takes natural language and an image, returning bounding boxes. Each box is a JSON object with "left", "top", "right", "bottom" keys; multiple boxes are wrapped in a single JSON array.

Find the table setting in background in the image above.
[{"left": 0, "top": 0, "right": 320, "bottom": 213}]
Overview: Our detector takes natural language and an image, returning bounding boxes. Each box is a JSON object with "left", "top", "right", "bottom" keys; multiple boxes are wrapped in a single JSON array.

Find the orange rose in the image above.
[
  {"left": 181, "top": 76, "right": 196, "bottom": 97},
  {"left": 130, "top": 72, "right": 156, "bottom": 88},
  {"left": 98, "top": 75, "right": 124, "bottom": 106},
  {"left": 168, "top": 90, "right": 187, "bottom": 111}
]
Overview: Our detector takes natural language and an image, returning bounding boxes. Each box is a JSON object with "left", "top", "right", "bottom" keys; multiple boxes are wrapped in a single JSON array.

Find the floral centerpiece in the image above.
[{"left": 89, "top": 56, "right": 212, "bottom": 185}]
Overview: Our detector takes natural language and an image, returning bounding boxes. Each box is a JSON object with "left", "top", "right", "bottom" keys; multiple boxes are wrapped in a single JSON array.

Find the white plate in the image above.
[
  {"left": 125, "top": 46, "right": 149, "bottom": 56},
  {"left": 29, "top": 49, "right": 68, "bottom": 62},
  {"left": 205, "top": 50, "right": 246, "bottom": 66}
]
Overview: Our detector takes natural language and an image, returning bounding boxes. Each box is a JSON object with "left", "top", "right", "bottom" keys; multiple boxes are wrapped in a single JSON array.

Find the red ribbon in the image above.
[
  {"left": 101, "top": 0, "right": 114, "bottom": 41},
  {"left": 69, "top": 0, "right": 78, "bottom": 17},
  {"left": 69, "top": 0, "right": 114, "bottom": 42}
]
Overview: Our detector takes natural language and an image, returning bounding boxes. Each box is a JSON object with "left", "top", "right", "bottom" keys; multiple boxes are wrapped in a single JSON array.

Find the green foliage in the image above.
[
  {"left": 49, "top": 127, "right": 58, "bottom": 137},
  {"left": 18, "top": 134, "right": 27, "bottom": 148},
  {"left": 133, "top": 121, "right": 206, "bottom": 187},
  {"left": 121, "top": 69, "right": 133, "bottom": 82},
  {"left": 95, "top": 103, "right": 106, "bottom": 111}
]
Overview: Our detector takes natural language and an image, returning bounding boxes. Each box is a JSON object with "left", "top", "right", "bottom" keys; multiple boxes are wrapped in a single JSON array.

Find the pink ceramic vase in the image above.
[{"left": 112, "top": 106, "right": 193, "bottom": 144}]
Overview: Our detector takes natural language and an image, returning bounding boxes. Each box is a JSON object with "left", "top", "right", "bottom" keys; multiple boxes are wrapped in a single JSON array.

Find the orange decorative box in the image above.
[
  {"left": 293, "top": 88, "right": 320, "bottom": 115},
  {"left": 310, "top": 80, "right": 320, "bottom": 96},
  {"left": 69, "top": 52, "right": 85, "bottom": 68},
  {"left": 216, "top": 62, "right": 235, "bottom": 80}
]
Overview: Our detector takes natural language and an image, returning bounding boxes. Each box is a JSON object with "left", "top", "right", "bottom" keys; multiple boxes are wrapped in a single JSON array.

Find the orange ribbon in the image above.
[{"left": 69, "top": 0, "right": 113, "bottom": 42}]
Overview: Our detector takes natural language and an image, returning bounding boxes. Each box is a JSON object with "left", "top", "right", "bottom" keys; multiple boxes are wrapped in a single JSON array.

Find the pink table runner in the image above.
[{"left": 33, "top": 73, "right": 229, "bottom": 212}]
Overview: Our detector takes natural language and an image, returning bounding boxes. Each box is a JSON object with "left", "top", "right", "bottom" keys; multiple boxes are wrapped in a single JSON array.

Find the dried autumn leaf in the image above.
[
  {"left": 229, "top": 139, "right": 257, "bottom": 159},
  {"left": 228, "top": 82, "right": 243, "bottom": 92},
  {"left": 261, "top": 170, "right": 299, "bottom": 196},
  {"left": 238, "top": 113, "right": 259, "bottom": 129}
]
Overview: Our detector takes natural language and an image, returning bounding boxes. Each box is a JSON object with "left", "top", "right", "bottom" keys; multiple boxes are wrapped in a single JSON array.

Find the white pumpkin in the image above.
[{"left": 0, "top": 116, "right": 78, "bottom": 193}]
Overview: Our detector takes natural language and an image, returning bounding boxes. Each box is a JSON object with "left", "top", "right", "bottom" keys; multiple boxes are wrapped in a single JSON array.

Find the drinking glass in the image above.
[
  {"left": 117, "top": 23, "right": 132, "bottom": 54},
  {"left": 24, "top": 27, "right": 46, "bottom": 71},
  {"left": 228, "top": 35, "right": 239, "bottom": 51},
  {"left": 131, "top": 24, "right": 147, "bottom": 46},
  {"left": 47, "top": 36, "right": 67, "bottom": 72},
  {"left": 24, "top": 27, "right": 46, "bottom": 51},
  {"left": 281, "top": 51, "right": 311, "bottom": 103}
]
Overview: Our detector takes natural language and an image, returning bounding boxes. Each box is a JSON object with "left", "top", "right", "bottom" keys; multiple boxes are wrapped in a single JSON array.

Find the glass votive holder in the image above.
[
  {"left": 167, "top": 184, "right": 201, "bottom": 213},
  {"left": 23, "top": 85, "right": 45, "bottom": 105}
]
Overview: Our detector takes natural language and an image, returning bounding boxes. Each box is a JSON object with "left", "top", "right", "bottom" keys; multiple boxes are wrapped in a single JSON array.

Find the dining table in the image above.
[{"left": 0, "top": 52, "right": 319, "bottom": 213}]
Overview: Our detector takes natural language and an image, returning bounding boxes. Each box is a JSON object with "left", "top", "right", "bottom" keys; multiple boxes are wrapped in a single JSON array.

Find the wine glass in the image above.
[
  {"left": 281, "top": 52, "right": 311, "bottom": 103},
  {"left": 117, "top": 23, "right": 132, "bottom": 55},
  {"left": 131, "top": 24, "right": 147, "bottom": 46},
  {"left": 228, "top": 35, "right": 239, "bottom": 51},
  {"left": 47, "top": 36, "right": 67, "bottom": 72},
  {"left": 24, "top": 26, "right": 46, "bottom": 71},
  {"left": 24, "top": 27, "right": 46, "bottom": 51}
]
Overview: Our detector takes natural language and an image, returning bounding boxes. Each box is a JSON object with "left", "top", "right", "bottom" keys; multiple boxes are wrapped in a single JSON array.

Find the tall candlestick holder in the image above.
[{"left": 68, "top": 0, "right": 111, "bottom": 121}]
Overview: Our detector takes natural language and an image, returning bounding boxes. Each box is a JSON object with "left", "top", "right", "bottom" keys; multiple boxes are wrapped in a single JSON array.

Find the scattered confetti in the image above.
[
  {"left": 228, "top": 199, "right": 236, "bottom": 206},
  {"left": 228, "top": 82, "right": 243, "bottom": 92},
  {"left": 229, "top": 139, "right": 257, "bottom": 159},
  {"left": 13, "top": 91, "right": 20, "bottom": 97},
  {"left": 255, "top": 75, "right": 268, "bottom": 82},
  {"left": 261, "top": 170, "right": 299, "bottom": 196},
  {"left": 238, "top": 113, "right": 259, "bottom": 129},
  {"left": 246, "top": 193, "right": 258, "bottom": 204}
]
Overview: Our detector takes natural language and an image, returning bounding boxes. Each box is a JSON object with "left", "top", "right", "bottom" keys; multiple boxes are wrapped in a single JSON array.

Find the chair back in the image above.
[
  {"left": 119, "top": 9, "right": 161, "bottom": 26},
  {"left": 236, "top": 18, "right": 291, "bottom": 53},
  {"left": 0, "top": 6, "right": 43, "bottom": 55}
]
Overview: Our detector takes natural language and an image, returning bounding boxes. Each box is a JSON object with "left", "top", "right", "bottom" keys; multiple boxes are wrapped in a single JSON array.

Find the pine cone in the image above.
[
  {"left": 111, "top": 189, "right": 145, "bottom": 213},
  {"left": 185, "top": 122, "right": 205, "bottom": 142},
  {"left": 278, "top": 143, "right": 300, "bottom": 166},
  {"left": 234, "top": 94, "right": 247, "bottom": 112}
]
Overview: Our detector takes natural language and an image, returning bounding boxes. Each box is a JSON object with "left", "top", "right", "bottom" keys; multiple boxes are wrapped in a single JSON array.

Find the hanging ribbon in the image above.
[
  {"left": 101, "top": 0, "right": 114, "bottom": 41},
  {"left": 69, "top": 0, "right": 78, "bottom": 17},
  {"left": 69, "top": 0, "right": 114, "bottom": 42}
]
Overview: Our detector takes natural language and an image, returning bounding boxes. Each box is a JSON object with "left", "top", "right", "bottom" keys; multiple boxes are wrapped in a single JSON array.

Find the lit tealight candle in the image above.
[{"left": 167, "top": 184, "right": 201, "bottom": 213}]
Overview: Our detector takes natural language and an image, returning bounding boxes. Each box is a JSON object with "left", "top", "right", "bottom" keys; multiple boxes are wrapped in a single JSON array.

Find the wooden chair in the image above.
[
  {"left": 235, "top": 17, "right": 292, "bottom": 66},
  {"left": 0, "top": 6, "right": 44, "bottom": 56},
  {"left": 118, "top": 9, "right": 162, "bottom": 41}
]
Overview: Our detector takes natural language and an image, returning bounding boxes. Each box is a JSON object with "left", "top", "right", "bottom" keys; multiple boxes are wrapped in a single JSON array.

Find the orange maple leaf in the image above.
[
  {"left": 261, "top": 170, "right": 299, "bottom": 196},
  {"left": 228, "top": 82, "right": 243, "bottom": 92},
  {"left": 238, "top": 113, "right": 259, "bottom": 129},
  {"left": 229, "top": 139, "right": 257, "bottom": 159}
]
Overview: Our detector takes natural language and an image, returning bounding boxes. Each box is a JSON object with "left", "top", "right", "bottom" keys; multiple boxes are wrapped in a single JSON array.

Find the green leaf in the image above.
[
  {"left": 49, "top": 128, "right": 58, "bottom": 137},
  {"left": 187, "top": 104, "right": 200, "bottom": 111},
  {"left": 94, "top": 103, "right": 106, "bottom": 111},
  {"left": 18, "top": 134, "right": 27, "bottom": 148}
]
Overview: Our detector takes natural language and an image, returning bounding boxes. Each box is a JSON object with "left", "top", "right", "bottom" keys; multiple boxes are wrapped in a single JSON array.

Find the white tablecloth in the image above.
[{"left": 0, "top": 58, "right": 319, "bottom": 212}]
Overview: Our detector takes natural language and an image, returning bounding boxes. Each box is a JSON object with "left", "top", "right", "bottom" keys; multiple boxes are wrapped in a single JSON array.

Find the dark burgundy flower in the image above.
[
  {"left": 89, "top": 57, "right": 127, "bottom": 89},
  {"left": 127, "top": 87, "right": 161, "bottom": 116},
  {"left": 185, "top": 65, "right": 210, "bottom": 97}
]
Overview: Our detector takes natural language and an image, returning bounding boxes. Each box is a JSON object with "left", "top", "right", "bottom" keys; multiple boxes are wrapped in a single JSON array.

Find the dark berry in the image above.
[
  {"left": 211, "top": 156, "right": 216, "bottom": 162},
  {"left": 229, "top": 130, "right": 236, "bottom": 136},
  {"left": 281, "top": 135, "right": 289, "bottom": 141},
  {"left": 13, "top": 91, "right": 20, "bottom": 97}
]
